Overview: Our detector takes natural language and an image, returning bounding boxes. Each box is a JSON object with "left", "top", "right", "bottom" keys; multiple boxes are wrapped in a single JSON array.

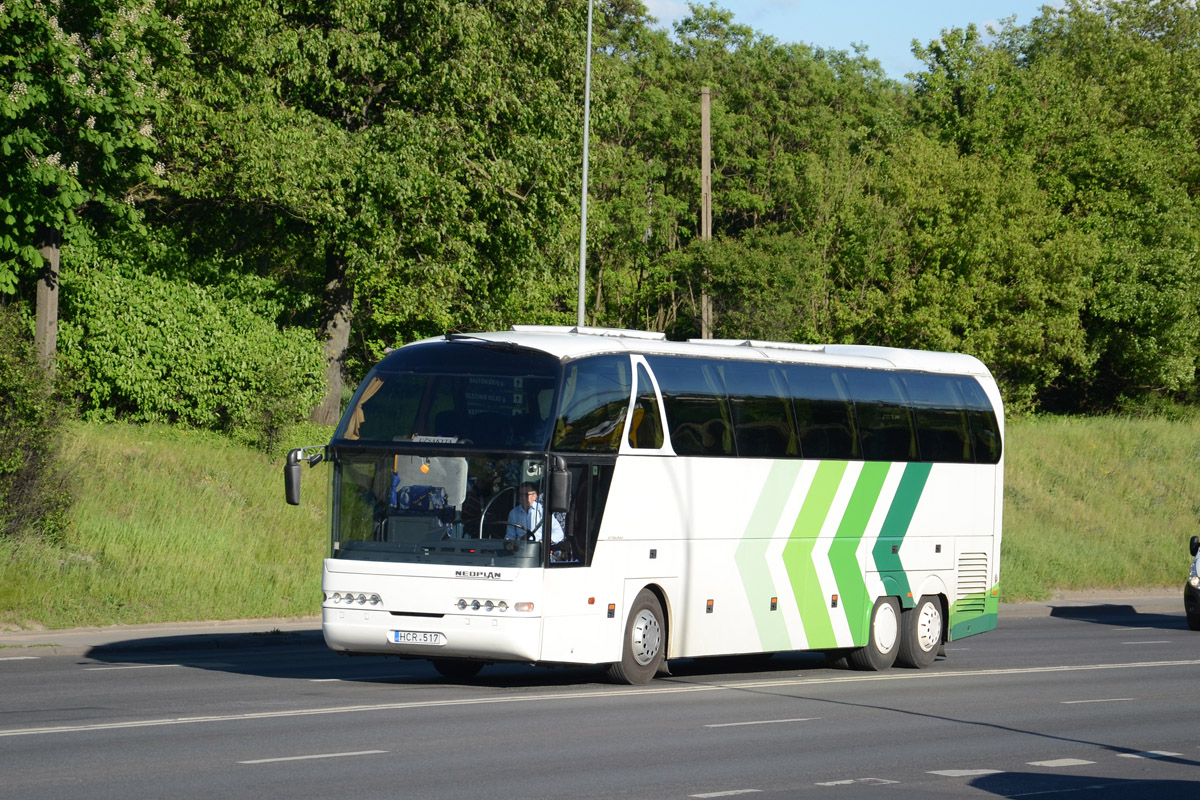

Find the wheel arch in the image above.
[{"left": 633, "top": 581, "right": 672, "bottom": 659}]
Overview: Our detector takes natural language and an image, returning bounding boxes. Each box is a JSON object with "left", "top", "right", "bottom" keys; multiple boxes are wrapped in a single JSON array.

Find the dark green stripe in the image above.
[{"left": 871, "top": 462, "right": 932, "bottom": 603}]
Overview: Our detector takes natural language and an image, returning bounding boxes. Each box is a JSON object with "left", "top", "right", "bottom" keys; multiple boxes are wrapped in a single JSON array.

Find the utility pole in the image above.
[
  {"left": 576, "top": 0, "right": 594, "bottom": 328},
  {"left": 700, "top": 86, "right": 713, "bottom": 339}
]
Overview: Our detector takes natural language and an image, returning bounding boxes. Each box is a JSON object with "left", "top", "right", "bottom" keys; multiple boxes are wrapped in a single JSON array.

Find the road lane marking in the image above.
[
  {"left": 1060, "top": 698, "right": 1132, "bottom": 704},
  {"left": 1117, "top": 751, "right": 1182, "bottom": 759},
  {"left": 815, "top": 778, "right": 897, "bottom": 786},
  {"left": 0, "top": 657, "right": 39, "bottom": 661},
  {"left": 706, "top": 717, "right": 819, "bottom": 728},
  {"left": 3, "top": 658, "right": 1198, "bottom": 739},
  {"left": 1122, "top": 641, "right": 1170, "bottom": 645},
  {"left": 1028, "top": 758, "right": 1095, "bottom": 767},
  {"left": 239, "top": 750, "right": 387, "bottom": 764},
  {"left": 928, "top": 769, "right": 1002, "bottom": 777},
  {"left": 689, "top": 791, "right": 761, "bottom": 798},
  {"left": 84, "top": 664, "right": 183, "bottom": 671}
]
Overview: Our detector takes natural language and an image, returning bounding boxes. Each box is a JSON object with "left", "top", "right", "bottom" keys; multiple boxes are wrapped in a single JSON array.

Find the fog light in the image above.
[{"left": 457, "top": 599, "right": 468, "bottom": 610}]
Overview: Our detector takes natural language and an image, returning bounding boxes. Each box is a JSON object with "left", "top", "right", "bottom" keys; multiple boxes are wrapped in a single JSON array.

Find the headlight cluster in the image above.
[
  {"left": 328, "top": 591, "right": 382, "bottom": 606},
  {"left": 1189, "top": 575, "right": 1199, "bottom": 589},
  {"left": 456, "top": 598, "right": 508, "bottom": 612}
]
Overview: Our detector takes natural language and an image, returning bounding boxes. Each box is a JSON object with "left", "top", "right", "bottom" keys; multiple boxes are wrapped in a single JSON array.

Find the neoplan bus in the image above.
[{"left": 285, "top": 326, "right": 1003, "bottom": 684}]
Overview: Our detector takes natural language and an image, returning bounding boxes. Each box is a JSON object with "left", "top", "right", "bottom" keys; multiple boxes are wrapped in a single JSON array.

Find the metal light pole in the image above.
[{"left": 576, "top": 0, "right": 594, "bottom": 328}]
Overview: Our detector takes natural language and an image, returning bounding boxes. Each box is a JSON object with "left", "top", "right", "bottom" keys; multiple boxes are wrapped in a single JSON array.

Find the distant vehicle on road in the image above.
[
  {"left": 286, "top": 326, "right": 1005, "bottom": 683},
  {"left": 1186, "top": 536, "right": 1200, "bottom": 631}
]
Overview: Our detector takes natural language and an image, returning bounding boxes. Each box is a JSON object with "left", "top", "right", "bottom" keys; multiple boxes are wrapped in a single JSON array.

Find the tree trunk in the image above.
[
  {"left": 310, "top": 245, "right": 353, "bottom": 426},
  {"left": 34, "top": 227, "right": 62, "bottom": 378}
]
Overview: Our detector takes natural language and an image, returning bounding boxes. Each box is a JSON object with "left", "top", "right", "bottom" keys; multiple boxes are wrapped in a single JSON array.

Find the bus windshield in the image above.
[
  {"left": 334, "top": 341, "right": 560, "bottom": 450},
  {"left": 333, "top": 450, "right": 562, "bottom": 567}
]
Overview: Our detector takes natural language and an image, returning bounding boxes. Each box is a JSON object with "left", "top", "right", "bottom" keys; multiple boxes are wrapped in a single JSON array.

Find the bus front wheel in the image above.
[
  {"left": 606, "top": 589, "right": 665, "bottom": 685},
  {"left": 848, "top": 597, "right": 900, "bottom": 671}
]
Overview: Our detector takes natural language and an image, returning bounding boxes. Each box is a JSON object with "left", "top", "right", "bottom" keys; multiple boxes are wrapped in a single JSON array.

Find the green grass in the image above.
[
  {"left": 0, "top": 422, "right": 330, "bottom": 630},
  {"left": 1002, "top": 414, "right": 1198, "bottom": 600},
  {"left": 1, "top": 415, "right": 1194, "bottom": 629}
]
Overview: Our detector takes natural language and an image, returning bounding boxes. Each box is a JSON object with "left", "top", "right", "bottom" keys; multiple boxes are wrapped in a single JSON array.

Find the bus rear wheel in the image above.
[
  {"left": 848, "top": 597, "right": 900, "bottom": 671},
  {"left": 897, "top": 595, "right": 942, "bottom": 668},
  {"left": 606, "top": 589, "right": 665, "bottom": 685}
]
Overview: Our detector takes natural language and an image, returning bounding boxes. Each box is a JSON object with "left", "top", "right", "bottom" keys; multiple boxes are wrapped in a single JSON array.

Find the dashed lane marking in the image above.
[
  {"left": 706, "top": 717, "right": 820, "bottom": 728},
  {"left": 927, "top": 769, "right": 1002, "bottom": 777},
  {"left": 1060, "top": 698, "right": 1132, "bottom": 704},
  {"left": 1028, "top": 758, "right": 1096, "bottom": 767},
  {"left": 688, "top": 791, "right": 762, "bottom": 798},
  {"left": 239, "top": 750, "right": 387, "bottom": 764},
  {"left": 1117, "top": 751, "right": 1183, "bottom": 759}
]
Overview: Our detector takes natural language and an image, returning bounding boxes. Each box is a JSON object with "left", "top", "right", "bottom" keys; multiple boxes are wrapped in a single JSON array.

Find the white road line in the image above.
[
  {"left": 706, "top": 717, "right": 819, "bottom": 728},
  {"left": 815, "top": 778, "right": 897, "bottom": 786},
  {"left": 84, "top": 664, "right": 183, "bottom": 671},
  {"left": 1117, "top": 751, "right": 1183, "bottom": 759},
  {"left": 928, "top": 769, "right": 1002, "bottom": 777},
  {"left": 1060, "top": 698, "right": 1133, "bottom": 704},
  {"left": 1122, "top": 641, "right": 1170, "bottom": 645},
  {"left": 1028, "top": 758, "right": 1096, "bottom": 767},
  {"left": 0, "top": 657, "right": 40, "bottom": 662},
  {"left": 239, "top": 750, "right": 387, "bottom": 764},
  {"left": 4, "top": 658, "right": 1199, "bottom": 739},
  {"left": 689, "top": 791, "right": 762, "bottom": 799}
]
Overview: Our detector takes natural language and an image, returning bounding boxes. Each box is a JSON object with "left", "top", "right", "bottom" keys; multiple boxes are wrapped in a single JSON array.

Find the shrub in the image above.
[
  {"left": 0, "top": 304, "right": 72, "bottom": 540},
  {"left": 58, "top": 265, "right": 326, "bottom": 449}
]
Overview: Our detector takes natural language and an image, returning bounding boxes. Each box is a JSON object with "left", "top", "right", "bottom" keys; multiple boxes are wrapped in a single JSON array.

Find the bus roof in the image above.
[{"left": 408, "top": 326, "right": 994, "bottom": 378}]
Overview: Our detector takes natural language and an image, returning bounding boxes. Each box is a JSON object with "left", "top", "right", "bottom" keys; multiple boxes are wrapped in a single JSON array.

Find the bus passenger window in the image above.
[
  {"left": 553, "top": 356, "right": 632, "bottom": 453},
  {"left": 628, "top": 364, "right": 664, "bottom": 449},
  {"left": 782, "top": 364, "right": 859, "bottom": 460},
  {"left": 902, "top": 372, "right": 972, "bottom": 463},
  {"left": 646, "top": 356, "right": 733, "bottom": 456},
  {"left": 721, "top": 362, "right": 796, "bottom": 458},
  {"left": 844, "top": 370, "right": 917, "bottom": 462},
  {"left": 953, "top": 376, "right": 1002, "bottom": 464}
]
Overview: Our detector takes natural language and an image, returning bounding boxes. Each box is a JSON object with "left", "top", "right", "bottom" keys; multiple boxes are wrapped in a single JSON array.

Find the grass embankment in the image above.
[
  {"left": 1, "top": 415, "right": 1194, "bottom": 630},
  {"left": 0, "top": 422, "right": 330, "bottom": 630}
]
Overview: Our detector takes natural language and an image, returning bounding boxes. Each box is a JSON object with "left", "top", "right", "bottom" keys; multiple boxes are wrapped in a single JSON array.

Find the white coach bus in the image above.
[{"left": 285, "top": 326, "right": 1003, "bottom": 684}]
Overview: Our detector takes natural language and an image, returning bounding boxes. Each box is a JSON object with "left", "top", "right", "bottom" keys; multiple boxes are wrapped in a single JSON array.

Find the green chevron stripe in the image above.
[
  {"left": 828, "top": 461, "right": 890, "bottom": 644},
  {"left": 734, "top": 461, "right": 803, "bottom": 651},
  {"left": 782, "top": 460, "right": 846, "bottom": 649},
  {"left": 871, "top": 462, "right": 932, "bottom": 603}
]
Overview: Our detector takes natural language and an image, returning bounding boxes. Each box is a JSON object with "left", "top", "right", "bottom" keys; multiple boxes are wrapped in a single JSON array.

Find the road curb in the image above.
[{"left": 0, "top": 618, "right": 322, "bottom": 657}]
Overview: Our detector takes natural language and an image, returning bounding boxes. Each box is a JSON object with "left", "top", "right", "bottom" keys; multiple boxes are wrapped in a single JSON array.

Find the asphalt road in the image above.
[{"left": 1, "top": 596, "right": 1196, "bottom": 799}]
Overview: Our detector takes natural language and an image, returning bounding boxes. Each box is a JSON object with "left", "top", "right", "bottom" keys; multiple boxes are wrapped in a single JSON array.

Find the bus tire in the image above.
[
  {"left": 431, "top": 658, "right": 484, "bottom": 681},
  {"left": 848, "top": 597, "right": 900, "bottom": 671},
  {"left": 606, "top": 589, "right": 665, "bottom": 685},
  {"left": 897, "top": 595, "right": 942, "bottom": 668}
]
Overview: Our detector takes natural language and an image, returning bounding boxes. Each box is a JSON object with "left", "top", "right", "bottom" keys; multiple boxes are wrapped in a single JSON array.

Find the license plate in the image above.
[{"left": 389, "top": 630, "right": 445, "bottom": 646}]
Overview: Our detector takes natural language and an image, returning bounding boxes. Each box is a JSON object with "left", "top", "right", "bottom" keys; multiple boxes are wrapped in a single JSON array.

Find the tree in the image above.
[{"left": 0, "top": 0, "right": 186, "bottom": 372}]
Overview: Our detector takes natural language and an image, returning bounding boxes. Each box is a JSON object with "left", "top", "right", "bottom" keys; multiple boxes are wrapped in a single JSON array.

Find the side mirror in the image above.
[
  {"left": 285, "top": 449, "right": 303, "bottom": 506},
  {"left": 1190, "top": 535, "right": 1199, "bottom": 558},
  {"left": 547, "top": 456, "right": 569, "bottom": 513}
]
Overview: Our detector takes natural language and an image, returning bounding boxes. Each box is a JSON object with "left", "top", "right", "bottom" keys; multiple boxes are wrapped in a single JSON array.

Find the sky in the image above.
[{"left": 642, "top": 1, "right": 1064, "bottom": 79}]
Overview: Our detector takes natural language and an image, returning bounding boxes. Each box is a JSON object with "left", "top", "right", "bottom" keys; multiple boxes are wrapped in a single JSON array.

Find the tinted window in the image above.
[
  {"left": 553, "top": 355, "right": 632, "bottom": 453},
  {"left": 844, "top": 370, "right": 916, "bottom": 461},
  {"left": 955, "top": 376, "right": 1002, "bottom": 464},
  {"left": 902, "top": 373, "right": 972, "bottom": 463},
  {"left": 628, "top": 364, "right": 665, "bottom": 449},
  {"left": 782, "top": 364, "right": 859, "bottom": 459},
  {"left": 720, "top": 361, "right": 796, "bottom": 458},
  {"left": 336, "top": 341, "right": 558, "bottom": 449},
  {"left": 647, "top": 356, "right": 733, "bottom": 456}
]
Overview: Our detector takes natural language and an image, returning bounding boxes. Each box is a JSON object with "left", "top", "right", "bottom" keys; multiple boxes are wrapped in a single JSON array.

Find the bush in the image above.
[
  {"left": 0, "top": 304, "right": 72, "bottom": 540},
  {"left": 58, "top": 265, "right": 326, "bottom": 449}
]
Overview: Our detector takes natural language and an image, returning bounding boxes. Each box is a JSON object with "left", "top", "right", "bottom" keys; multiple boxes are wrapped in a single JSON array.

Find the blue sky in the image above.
[{"left": 642, "top": 1, "right": 1064, "bottom": 79}]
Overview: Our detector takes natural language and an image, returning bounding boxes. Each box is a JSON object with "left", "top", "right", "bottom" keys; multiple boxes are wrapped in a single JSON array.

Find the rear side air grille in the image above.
[{"left": 956, "top": 552, "right": 989, "bottom": 613}]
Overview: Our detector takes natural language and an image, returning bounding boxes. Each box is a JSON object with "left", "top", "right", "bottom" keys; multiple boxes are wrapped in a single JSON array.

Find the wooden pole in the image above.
[{"left": 700, "top": 86, "right": 712, "bottom": 339}]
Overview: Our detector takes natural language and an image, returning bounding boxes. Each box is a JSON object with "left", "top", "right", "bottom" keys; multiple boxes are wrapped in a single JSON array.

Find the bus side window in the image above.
[
  {"left": 844, "top": 369, "right": 917, "bottom": 462},
  {"left": 721, "top": 361, "right": 795, "bottom": 458},
  {"left": 782, "top": 364, "right": 859, "bottom": 460},
  {"left": 646, "top": 356, "right": 734, "bottom": 456},
  {"left": 628, "top": 364, "right": 665, "bottom": 449},
  {"left": 954, "top": 376, "right": 1002, "bottom": 463},
  {"left": 553, "top": 356, "right": 632, "bottom": 453},
  {"left": 902, "top": 372, "right": 972, "bottom": 463}
]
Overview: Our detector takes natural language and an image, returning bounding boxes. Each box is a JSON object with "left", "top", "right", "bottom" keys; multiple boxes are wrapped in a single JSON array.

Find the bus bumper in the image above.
[{"left": 321, "top": 607, "right": 543, "bottom": 662}]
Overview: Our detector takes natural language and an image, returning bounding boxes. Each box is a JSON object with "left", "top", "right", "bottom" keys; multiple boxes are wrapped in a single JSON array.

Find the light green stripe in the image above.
[
  {"left": 735, "top": 461, "right": 803, "bottom": 651},
  {"left": 828, "top": 462, "right": 890, "bottom": 644},
  {"left": 782, "top": 461, "right": 846, "bottom": 649}
]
